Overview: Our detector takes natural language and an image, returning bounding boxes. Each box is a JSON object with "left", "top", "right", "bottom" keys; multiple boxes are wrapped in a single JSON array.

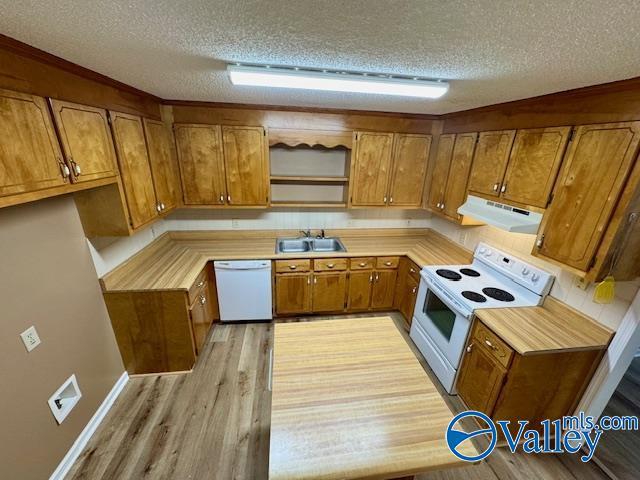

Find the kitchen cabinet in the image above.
[
  {"left": 312, "top": 272, "right": 347, "bottom": 313},
  {"left": 394, "top": 258, "right": 421, "bottom": 327},
  {"left": 500, "top": 127, "right": 571, "bottom": 208},
  {"left": 275, "top": 273, "right": 312, "bottom": 315},
  {"left": 387, "top": 133, "right": 432, "bottom": 206},
  {"left": 347, "top": 271, "right": 373, "bottom": 311},
  {"left": 174, "top": 123, "right": 226, "bottom": 205},
  {"left": 467, "top": 130, "right": 516, "bottom": 197},
  {"left": 174, "top": 123, "right": 269, "bottom": 207},
  {"left": 222, "top": 126, "right": 269, "bottom": 206},
  {"left": 457, "top": 319, "right": 604, "bottom": 437},
  {"left": 534, "top": 121, "right": 640, "bottom": 272},
  {"left": 428, "top": 132, "right": 481, "bottom": 224},
  {"left": 350, "top": 131, "right": 431, "bottom": 207},
  {"left": 143, "top": 118, "right": 182, "bottom": 213},
  {"left": 49, "top": 99, "right": 119, "bottom": 183},
  {"left": 0, "top": 89, "right": 68, "bottom": 197},
  {"left": 109, "top": 111, "right": 158, "bottom": 229},
  {"left": 371, "top": 269, "right": 397, "bottom": 310},
  {"left": 104, "top": 263, "right": 219, "bottom": 375}
]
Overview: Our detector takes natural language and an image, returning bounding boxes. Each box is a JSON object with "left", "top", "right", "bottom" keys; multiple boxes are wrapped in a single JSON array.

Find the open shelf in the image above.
[
  {"left": 270, "top": 200, "right": 347, "bottom": 208},
  {"left": 270, "top": 175, "right": 349, "bottom": 184}
]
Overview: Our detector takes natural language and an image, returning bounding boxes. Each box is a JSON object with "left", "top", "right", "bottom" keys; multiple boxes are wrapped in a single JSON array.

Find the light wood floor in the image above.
[{"left": 68, "top": 313, "right": 610, "bottom": 480}]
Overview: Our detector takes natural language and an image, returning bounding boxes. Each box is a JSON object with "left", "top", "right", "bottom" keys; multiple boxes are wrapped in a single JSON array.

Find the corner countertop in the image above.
[
  {"left": 474, "top": 297, "right": 614, "bottom": 355},
  {"left": 100, "top": 228, "right": 472, "bottom": 292}
]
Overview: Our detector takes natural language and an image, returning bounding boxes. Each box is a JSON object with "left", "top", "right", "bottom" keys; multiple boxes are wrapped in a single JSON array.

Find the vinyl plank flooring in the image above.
[{"left": 68, "top": 313, "right": 610, "bottom": 480}]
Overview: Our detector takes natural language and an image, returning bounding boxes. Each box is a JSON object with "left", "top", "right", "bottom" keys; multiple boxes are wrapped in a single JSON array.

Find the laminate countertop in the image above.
[
  {"left": 269, "top": 316, "right": 477, "bottom": 480},
  {"left": 100, "top": 228, "right": 472, "bottom": 292},
  {"left": 475, "top": 297, "right": 613, "bottom": 355}
]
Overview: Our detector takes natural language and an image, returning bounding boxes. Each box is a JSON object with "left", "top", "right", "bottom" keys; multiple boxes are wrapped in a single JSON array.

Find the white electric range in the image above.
[{"left": 410, "top": 242, "right": 554, "bottom": 393}]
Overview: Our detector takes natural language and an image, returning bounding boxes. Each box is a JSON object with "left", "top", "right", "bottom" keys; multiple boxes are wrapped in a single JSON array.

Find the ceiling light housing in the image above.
[{"left": 227, "top": 64, "right": 449, "bottom": 99}]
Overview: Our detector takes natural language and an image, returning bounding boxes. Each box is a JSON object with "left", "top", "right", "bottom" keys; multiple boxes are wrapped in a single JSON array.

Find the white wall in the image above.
[{"left": 88, "top": 208, "right": 639, "bottom": 331}]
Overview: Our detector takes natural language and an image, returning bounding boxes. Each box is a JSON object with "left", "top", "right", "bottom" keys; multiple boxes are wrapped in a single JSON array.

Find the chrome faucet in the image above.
[
  {"left": 316, "top": 229, "right": 325, "bottom": 239},
  {"left": 299, "top": 229, "right": 311, "bottom": 238}
]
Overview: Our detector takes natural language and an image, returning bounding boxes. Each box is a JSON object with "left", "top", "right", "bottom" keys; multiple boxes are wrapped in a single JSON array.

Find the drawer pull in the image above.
[
  {"left": 359, "top": 262, "right": 367, "bottom": 267},
  {"left": 410, "top": 268, "right": 416, "bottom": 273},
  {"left": 326, "top": 263, "right": 335, "bottom": 268},
  {"left": 484, "top": 338, "right": 497, "bottom": 350},
  {"left": 289, "top": 265, "right": 297, "bottom": 270},
  {"left": 384, "top": 261, "right": 392, "bottom": 266},
  {"left": 199, "top": 295, "right": 206, "bottom": 305},
  {"left": 196, "top": 280, "right": 205, "bottom": 288}
]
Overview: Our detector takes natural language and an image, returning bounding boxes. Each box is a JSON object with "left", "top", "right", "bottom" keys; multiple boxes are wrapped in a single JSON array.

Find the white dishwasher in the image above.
[{"left": 214, "top": 260, "right": 272, "bottom": 322}]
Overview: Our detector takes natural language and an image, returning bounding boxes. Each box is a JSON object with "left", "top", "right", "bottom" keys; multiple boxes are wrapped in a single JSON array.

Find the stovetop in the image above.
[{"left": 421, "top": 243, "right": 555, "bottom": 315}]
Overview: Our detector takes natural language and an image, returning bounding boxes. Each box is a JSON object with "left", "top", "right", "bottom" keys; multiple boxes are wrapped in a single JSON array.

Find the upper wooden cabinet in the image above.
[
  {"left": 221, "top": 126, "right": 269, "bottom": 206},
  {"left": 174, "top": 124, "right": 226, "bottom": 205},
  {"left": 49, "top": 99, "right": 119, "bottom": 183},
  {"left": 350, "top": 131, "right": 431, "bottom": 207},
  {"left": 108, "top": 111, "right": 158, "bottom": 229},
  {"left": 534, "top": 121, "right": 640, "bottom": 272},
  {"left": 143, "top": 119, "right": 182, "bottom": 213},
  {"left": 0, "top": 89, "right": 68, "bottom": 197},
  {"left": 387, "top": 134, "right": 432, "bottom": 206},
  {"left": 174, "top": 123, "right": 269, "bottom": 207},
  {"left": 350, "top": 132, "right": 394, "bottom": 206},
  {"left": 467, "top": 130, "right": 516, "bottom": 197},
  {"left": 428, "top": 132, "right": 480, "bottom": 224}
]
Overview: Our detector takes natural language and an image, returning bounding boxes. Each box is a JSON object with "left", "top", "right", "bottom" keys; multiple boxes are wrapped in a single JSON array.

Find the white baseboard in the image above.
[{"left": 50, "top": 371, "right": 129, "bottom": 480}]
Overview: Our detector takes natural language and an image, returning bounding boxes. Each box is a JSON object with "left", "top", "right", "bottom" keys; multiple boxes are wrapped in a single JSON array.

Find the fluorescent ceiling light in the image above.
[{"left": 227, "top": 64, "right": 448, "bottom": 99}]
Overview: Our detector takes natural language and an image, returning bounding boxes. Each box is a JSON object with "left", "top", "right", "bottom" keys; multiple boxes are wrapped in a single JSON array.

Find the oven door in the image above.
[{"left": 413, "top": 277, "right": 471, "bottom": 368}]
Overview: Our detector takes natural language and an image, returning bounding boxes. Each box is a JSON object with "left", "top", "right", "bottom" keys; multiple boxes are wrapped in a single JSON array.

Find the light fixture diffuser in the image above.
[{"left": 227, "top": 64, "right": 448, "bottom": 99}]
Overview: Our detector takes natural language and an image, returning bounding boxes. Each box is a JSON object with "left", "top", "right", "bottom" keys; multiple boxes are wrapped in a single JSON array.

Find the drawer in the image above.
[
  {"left": 314, "top": 258, "right": 348, "bottom": 272},
  {"left": 473, "top": 321, "right": 514, "bottom": 368},
  {"left": 407, "top": 260, "right": 421, "bottom": 282},
  {"left": 376, "top": 256, "right": 400, "bottom": 269},
  {"left": 350, "top": 257, "right": 375, "bottom": 270},
  {"left": 275, "top": 259, "right": 311, "bottom": 273},
  {"left": 188, "top": 266, "right": 209, "bottom": 306}
]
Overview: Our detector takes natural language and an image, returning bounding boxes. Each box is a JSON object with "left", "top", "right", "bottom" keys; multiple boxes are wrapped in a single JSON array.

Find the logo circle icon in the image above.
[{"left": 446, "top": 410, "right": 497, "bottom": 462}]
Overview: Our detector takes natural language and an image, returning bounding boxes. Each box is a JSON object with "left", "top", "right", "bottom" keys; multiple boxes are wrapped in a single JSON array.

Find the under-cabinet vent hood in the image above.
[{"left": 457, "top": 195, "right": 542, "bottom": 234}]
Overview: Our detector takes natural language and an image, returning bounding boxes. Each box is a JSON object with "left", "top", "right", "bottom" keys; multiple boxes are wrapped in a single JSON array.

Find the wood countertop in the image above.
[
  {"left": 100, "top": 228, "right": 472, "bottom": 292},
  {"left": 269, "top": 316, "right": 476, "bottom": 480},
  {"left": 474, "top": 297, "right": 613, "bottom": 355}
]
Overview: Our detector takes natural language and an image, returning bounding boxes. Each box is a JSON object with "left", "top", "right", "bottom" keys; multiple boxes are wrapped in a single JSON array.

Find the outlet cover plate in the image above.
[{"left": 20, "top": 326, "right": 41, "bottom": 352}]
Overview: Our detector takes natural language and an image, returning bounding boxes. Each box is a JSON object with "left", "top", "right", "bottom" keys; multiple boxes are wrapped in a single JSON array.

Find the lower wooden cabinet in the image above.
[
  {"left": 104, "top": 263, "right": 218, "bottom": 374},
  {"left": 371, "top": 270, "right": 397, "bottom": 309},
  {"left": 312, "top": 272, "right": 347, "bottom": 313},
  {"left": 347, "top": 271, "right": 374, "bottom": 311},
  {"left": 457, "top": 319, "right": 603, "bottom": 436},
  {"left": 275, "top": 273, "right": 312, "bottom": 315},
  {"left": 394, "top": 258, "right": 421, "bottom": 327}
]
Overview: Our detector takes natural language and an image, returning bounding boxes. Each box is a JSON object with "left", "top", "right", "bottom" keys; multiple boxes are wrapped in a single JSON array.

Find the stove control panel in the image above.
[{"left": 475, "top": 243, "right": 554, "bottom": 296}]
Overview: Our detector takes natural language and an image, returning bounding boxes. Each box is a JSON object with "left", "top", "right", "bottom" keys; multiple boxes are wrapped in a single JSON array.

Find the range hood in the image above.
[{"left": 457, "top": 195, "right": 542, "bottom": 234}]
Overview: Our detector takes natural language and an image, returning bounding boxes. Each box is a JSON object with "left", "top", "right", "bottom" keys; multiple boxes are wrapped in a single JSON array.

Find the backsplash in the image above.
[{"left": 429, "top": 216, "right": 640, "bottom": 331}]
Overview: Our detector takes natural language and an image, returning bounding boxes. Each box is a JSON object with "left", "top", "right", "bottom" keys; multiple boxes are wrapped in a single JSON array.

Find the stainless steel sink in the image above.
[{"left": 276, "top": 237, "right": 346, "bottom": 254}]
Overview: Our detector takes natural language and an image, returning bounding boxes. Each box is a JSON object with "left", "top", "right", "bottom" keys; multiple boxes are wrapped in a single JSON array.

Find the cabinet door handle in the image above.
[
  {"left": 410, "top": 268, "right": 416, "bottom": 273},
  {"left": 484, "top": 338, "right": 497, "bottom": 350},
  {"left": 199, "top": 295, "right": 206, "bottom": 305},
  {"left": 160, "top": 202, "right": 166, "bottom": 210},
  {"left": 58, "top": 159, "right": 70, "bottom": 181},
  {"left": 436, "top": 202, "right": 441, "bottom": 208},
  {"left": 156, "top": 203, "right": 162, "bottom": 212},
  {"left": 307, "top": 276, "right": 311, "bottom": 285},
  {"left": 227, "top": 195, "right": 231, "bottom": 203},
  {"left": 219, "top": 194, "right": 224, "bottom": 204},
  {"left": 383, "top": 196, "right": 387, "bottom": 203},
  {"left": 196, "top": 280, "right": 205, "bottom": 288},
  {"left": 369, "top": 274, "right": 373, "bottom": 283},
  {"left": 289, "top": 265, "right": 297, "bottom": 270},
  {"left": 313, "top": 276, "right": 317, "bottom": 284},
  {"left": 500, "top": 184, "right": 507, "bottom": 193},
  {"left": 70, "top": 158, "right": 81, "bottom": 176},
  {"left": 389, "top": 196, "right": 393, "bottom": 204},
  {"left": 466, "top": 343, "right": 474, "bottom": 353},
  {"left": 411, "top": 286, "right": 417, "bottom": 294},
  {"left": 326, "top": 263, "right": 335, "bottom": 269},
  {"left": 493, "top": 183, "right": 499, "bottom": 192},
  {"left": 536, "top": 234, "right": 545, "bottom": 248},
  {"left": 375, "top": 273, "right": 379, "bottom": 282}
]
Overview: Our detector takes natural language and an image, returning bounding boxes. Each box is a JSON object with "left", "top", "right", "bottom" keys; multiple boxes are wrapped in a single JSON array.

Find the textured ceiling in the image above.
[{"left": 2, "top": 1, "right": 640, "bottom": 114}]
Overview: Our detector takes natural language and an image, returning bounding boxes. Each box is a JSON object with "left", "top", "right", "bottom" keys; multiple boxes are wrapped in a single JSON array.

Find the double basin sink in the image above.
[{"left": 276, "top": 237, "right": 347, "bottom": 254}]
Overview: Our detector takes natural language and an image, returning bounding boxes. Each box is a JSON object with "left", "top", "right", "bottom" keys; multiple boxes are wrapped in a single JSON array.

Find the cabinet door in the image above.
[
  {"left": 501, "top": 127, "right": 571, "bottom": 208},
  {"left": 400, "top": 276, "right": 419, "bottom": 326},
  {"left": 222, "top": 126, "right": 268, "bottom": 206},
  {"left": 109, "top": 111, "right": 158, "bottom": 229},
  {"left": 467, "top": 130, "right": 516, "bottom": 197},
  {"left": 456, "top": 342, "right": 507, "bottom": 414},
  {"left": 49, "top": 99, "right": 118, "bottom": 183},
  {"left": 371, "top": 270, "right": 397, "bottom": 309},
  {"left": 189, "top": 285, "right": 214, "bottom": 355},
  {"left": 275, "top": 274, "right": 312, "bottom": 315},
  {"left": 143, "top": 119, "right": 182, "bottom": 213},
  {"left": 174, "top": 124, "right": 226, "bottom": 205},
  {"left": 428, "top": 134, "right": 455, "bottom": 210},
  {"left": 535, "top": 122, "right": 640, "bottom": 271},
  {"left": 350, "top": 132, "right": 394, "bottom": 206},
  {"left": 312, "top": 272, "right": 347, "bottom": 313},
  {"left": 0, "top": 89, "right": 67, "bottom": 196},
  {"left": 387, "top": 133, "right": 431, "bottom": 207},
  {"left": 442, "top": 132, "right": 478, "bottom": 220},
  {"left": 347, "top": 271, "right": 373, "bottom": 311}
]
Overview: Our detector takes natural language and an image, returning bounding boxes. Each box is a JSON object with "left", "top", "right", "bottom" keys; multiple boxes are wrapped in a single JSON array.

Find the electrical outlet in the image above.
[
  {"left": 575, "top": 277, "right": 590, "bottom": 291},
  {"left": 231, "top": 218, "right": 240, "bottom": 228},
  {"left": 20, "top": 326, "right": 41, "bottom": 352}
]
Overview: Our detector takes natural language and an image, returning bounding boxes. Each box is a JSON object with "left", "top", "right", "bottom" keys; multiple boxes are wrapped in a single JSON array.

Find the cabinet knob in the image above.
[
  {"left": 199, "top": 295, "right": 206, "bottom": 305},
  {"left": 411, "top": 286, "right": 417, "bottom": 293},
  {"left": 359, "top": 262, "right": 366, "bottom": 267},
  {"left": 197, "top": 280, "right": 205, "bottom": 288},
  {"left": 385, "top": 261, "right": 392, "bottom": 266},
  {"left": 289, "top": 265, "right": 297, "bottom": 270},
  {"left": 326, "top": 263, "right": 335, "bottom": 269},
  {"left": 410, "top": 268, "right": 416, "bottom": 273}
]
